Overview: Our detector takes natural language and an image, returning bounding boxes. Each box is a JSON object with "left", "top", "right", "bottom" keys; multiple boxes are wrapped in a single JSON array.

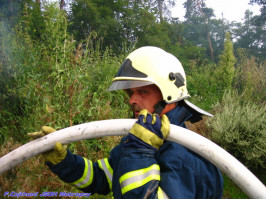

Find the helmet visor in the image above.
[{"left": 107, "top": 80, "right": 154, "bottom": 91}]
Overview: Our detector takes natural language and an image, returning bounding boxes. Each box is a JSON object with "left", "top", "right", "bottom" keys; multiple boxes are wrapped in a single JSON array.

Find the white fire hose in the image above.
[{"left": 0, "top": 119, "right": 265, "bottom": 198}]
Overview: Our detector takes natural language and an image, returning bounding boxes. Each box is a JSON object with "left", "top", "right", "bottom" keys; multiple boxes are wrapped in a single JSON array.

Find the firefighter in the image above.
[{"left": 29, "top": 46, "right": 223, "bottom": 198}]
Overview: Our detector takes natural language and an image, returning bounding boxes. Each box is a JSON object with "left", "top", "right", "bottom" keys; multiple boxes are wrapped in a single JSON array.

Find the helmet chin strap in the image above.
[
  {"left": 153, "top": 100, "right": 167, "bottom": 115},
  {"left": 131, "top": 100, "right": 167, "bottom": 118}
]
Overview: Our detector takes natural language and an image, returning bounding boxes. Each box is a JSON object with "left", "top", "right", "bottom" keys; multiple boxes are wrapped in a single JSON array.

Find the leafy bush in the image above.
[
  {"left": 234, "top": 48, "right": 265, "bottom": 102},
  {"left": 0, "top": 4, "right": 130, "bottom": 145},
  {"left": 186, "top": 60, "right": 219, "bottom": 111},
  {"left": 207, "top": 90, "right": 266, "bottom": 169}
]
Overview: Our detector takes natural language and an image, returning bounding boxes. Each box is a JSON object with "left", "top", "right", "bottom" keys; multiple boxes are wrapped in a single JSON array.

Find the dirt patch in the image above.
[{"left": 185, "top": 116, "right": 211, "bottom": 138}]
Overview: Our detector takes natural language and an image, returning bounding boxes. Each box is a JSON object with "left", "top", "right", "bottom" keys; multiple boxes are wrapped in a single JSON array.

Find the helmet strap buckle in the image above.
[{"left": 153, "top": 100, "right": 167, "bottom": 115}]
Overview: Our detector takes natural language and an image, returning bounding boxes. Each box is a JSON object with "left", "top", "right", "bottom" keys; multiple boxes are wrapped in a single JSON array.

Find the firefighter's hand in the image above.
[
  {"left": 42, "top": 142, "right": 67, "bottom": 165},
  {"left": 27, "top": 126, "right": 67, "bottom": 165},
  {"left": 127, "top": 109, "right": 170, "bottom": 150},
  {"left": 27, "top": 126, "right": 56, "bottom": 139}
]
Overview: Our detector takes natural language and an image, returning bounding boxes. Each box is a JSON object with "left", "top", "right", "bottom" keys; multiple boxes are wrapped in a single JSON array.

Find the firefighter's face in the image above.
[{"left": 126, "top": 84, "right": 163, "bottom": 118}]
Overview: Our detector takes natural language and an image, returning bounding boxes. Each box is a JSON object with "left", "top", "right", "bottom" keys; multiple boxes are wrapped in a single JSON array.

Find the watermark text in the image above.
[{"left": 4, "top": 191, "right": 91, "bottom": 198}]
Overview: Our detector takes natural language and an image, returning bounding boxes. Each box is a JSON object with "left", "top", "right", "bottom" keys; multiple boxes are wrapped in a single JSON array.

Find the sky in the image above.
[
  {"left": 171, "top": 0, "right": 261, "bottom": 22},
  {"left": 48, "top": 0, "right": 261, "bottom": 23}
]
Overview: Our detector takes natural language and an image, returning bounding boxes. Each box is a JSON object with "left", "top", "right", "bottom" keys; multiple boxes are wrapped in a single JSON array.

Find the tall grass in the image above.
[
  {"left": 0, "top": 4, "right": 129, "bottom": 199},
  {"left": 0, "top": 4, "right": 130, "bottom": 145}
]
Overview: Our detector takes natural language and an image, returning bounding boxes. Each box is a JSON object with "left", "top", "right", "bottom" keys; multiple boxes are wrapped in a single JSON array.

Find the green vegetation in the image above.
[
  {"left": 207, "top": 90, "right": 266, "bottom": 169},
  {"left": 0, "top": 0, "right": 265, "bottom": 199},
  {"left": 222, "top": 175, "right": 249, "bottom": 199}
]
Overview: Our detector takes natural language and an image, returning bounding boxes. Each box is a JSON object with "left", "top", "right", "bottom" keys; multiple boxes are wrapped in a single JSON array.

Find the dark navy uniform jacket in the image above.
[{"left": 48, "top": 104, "right": 224, "bottom": 198}]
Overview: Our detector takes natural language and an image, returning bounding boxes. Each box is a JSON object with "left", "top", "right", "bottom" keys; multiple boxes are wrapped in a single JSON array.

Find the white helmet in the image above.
[{"left": 108, "top": 46, "right": 213, "bottom": 117}]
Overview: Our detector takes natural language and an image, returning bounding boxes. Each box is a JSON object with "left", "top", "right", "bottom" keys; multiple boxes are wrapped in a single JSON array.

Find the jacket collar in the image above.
[{"left": 165, "top": 103, "right": 192, "bottom": 128}]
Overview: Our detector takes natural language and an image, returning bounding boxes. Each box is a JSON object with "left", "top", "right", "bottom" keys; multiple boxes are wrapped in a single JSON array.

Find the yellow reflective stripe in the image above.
[
  {"left": 119, "top": 164, "right": 160, "bottom": 195},
  {"left": 157, "top": 187, "right": 169, "bottom": 199},
  {"left": 98, "top": 158, "right": 113, "bottom": 190},
  {"left": 122, "top": 174, "right": 160, "bottom": 195},
  {"left": 130, "top": 124, "right": 163, "bottom": 150},
  {"left": 119, "top": 164, "right": 160, "bottom": 183},
  {"left": 71, "top": 158, "right": 93, "bottom": 188}
]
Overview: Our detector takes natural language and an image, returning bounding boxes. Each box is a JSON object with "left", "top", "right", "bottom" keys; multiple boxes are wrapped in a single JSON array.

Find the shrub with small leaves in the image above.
[{"left": 207, "top": 90, "right": 266, "bottom": 170}]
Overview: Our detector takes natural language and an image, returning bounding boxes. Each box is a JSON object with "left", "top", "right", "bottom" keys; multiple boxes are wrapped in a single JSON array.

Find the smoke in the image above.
[
  {"left": 0, "top": 1, "right": 23, "bottom": 113},
  {"left": 0, "top": 0, "right": 22, "bottom": 67}
]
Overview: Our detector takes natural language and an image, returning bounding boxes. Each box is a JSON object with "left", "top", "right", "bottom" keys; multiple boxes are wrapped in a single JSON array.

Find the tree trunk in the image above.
[
  {"left": 158, "top": 0, "right": 163, "bottom": 22},
  {"left": 196, "top": 0, "right": 214, "bottom": 60},
  {"left": 206, "top": 30, "right": 214, "bottom": 60},
  {"left": 60, "top": 0, "right": 65, "bottom": 10}
]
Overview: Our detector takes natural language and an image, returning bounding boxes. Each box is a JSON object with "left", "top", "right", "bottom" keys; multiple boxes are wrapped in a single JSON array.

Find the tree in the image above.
[
  {"left": 208, "top": 18, "right": 230, "bottom": 61},
  {"left": 155, "top": 0, "right": 175, "bottom": 22},
  {"left": 183, "top": 0, "right": 216, "bottom": 60},
  {"left": 232, "top": 10, "right": 265, "bottom": 60},
  {"left": 196, "top": 0, "right": 214, "bottom": 60},
  {"left": 249, "top": 0, "right": 266, "bottom": 59},
  {"left": 68, "top": 0, "right": 124, "bottom": 52},
  {"left": 184, "top": 0, "right": 202, "bottom": 20},
  {"left": 215, "top": 32, "right": 236, "bottom": 93},
  {"left": 68, "top": 0, "right": 175, "bottom": 52},
  {"left": 249, "top": 0, "right": 265, "bottom": 22}
]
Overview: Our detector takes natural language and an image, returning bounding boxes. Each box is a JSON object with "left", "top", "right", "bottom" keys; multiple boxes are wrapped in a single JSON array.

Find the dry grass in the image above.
[
  {"left": 0, "top": 138, "right": 77, "bottom": 198},
  {"left": 0, "top": 136, "right": 121, "bottom": 199},
  {"left": 185, "top": 116, "right": 210, "bottom": 137}
]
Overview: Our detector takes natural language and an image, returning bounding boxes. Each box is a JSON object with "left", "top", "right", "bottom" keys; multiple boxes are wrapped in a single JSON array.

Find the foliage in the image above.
[
  {"left": 186, "top": 60, "right": 219, "bottom": 111},
  {"left": 207, "top": 90, "right": 266, "bottom": 170},
  {"left": 249, "top": 0, "right": 266, "bottom": 28},
  {"left": 208, "top": 18, "right": 230, "bottom": 62},
  {"left": 186, "top": 33, "right": 236, "bottom": 110},
  {"left": 169, "top": 41, "right": 206, "bottom": 70},
  {"left": 0, "top": 3, "right": 130, "bottom": 144},
  {"left": 214, "top": 32, "right": 236, "bottom": 95},
  {"left": 183, "top": 0, "right": 228, "bottom": 61},
  {"left": 68, "top": 0, "right": 124, "bottom": 52},
  {"left": 232, "top": 10, "right": 266, "bottom": 60},
  {"left": 0, "top": 4, "right": 129, "bottom": 198},
  {"left": 234, "top": 48, "right": 265, "bottom": 102},
  {"left": 1, "top": 0, "right": 265, "bottom": 198},
  {"left": 222, "top": 174, "right": 249, "bottom": 199},
  {"left": 68, "top": 0, "right": 177, "bottom": 53}
]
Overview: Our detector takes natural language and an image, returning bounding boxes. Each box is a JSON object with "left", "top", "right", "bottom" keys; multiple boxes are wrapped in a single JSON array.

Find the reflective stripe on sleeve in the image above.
[
  {"left": 71, "top": 158, "right": 93, "bottom": 188},
  {"left": 157, "top": 187, "right": 169, "bottom": 199},
  {"left": 119, "top": 164, "right": 160, "bottom": 195},
  {"left": 97, "top": 158, "right": 113, "bottom": 190}
]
